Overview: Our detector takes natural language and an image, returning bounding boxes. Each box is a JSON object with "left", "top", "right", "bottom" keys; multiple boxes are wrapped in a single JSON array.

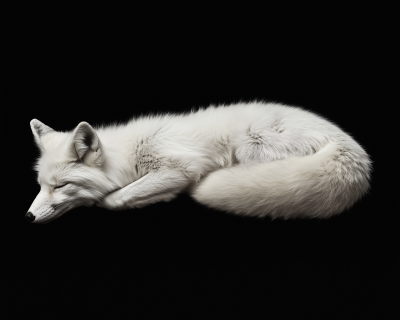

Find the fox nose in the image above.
[{"left": 25, "top": 212, "right": 35, "bottom": 222}]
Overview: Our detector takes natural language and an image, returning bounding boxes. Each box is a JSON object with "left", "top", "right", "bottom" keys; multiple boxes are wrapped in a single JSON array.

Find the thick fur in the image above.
[{"left": 28, "top": 102, "right": 371, "bottom": 223}]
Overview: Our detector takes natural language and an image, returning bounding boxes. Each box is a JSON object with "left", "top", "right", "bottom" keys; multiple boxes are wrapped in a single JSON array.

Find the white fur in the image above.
[{"left": 28, "top": 102, "right": 371, "bottom": 223}]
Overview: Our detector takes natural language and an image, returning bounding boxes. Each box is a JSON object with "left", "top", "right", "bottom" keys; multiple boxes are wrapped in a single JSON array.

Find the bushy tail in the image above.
[{"left": 190, "top": 141, "right": 371, "bottom": 219}]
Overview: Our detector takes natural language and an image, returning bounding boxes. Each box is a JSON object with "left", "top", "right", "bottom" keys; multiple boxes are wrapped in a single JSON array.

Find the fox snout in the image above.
[
  {"left": 27, "top": 190, "right": 66, "bottom": 224},
  {"left": 25, "top": 212, "right": 36, "bottom": 222}
]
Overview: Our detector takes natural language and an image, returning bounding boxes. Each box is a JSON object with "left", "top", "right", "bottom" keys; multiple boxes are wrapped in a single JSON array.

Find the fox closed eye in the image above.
[{"left": 54, "top": 184, "right": 68, "bottom": 189}]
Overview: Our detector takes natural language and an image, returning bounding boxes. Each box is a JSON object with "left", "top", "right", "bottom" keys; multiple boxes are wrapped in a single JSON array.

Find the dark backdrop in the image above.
[{"left": 3, "top": 6, "right": 396, "bottom": 316}]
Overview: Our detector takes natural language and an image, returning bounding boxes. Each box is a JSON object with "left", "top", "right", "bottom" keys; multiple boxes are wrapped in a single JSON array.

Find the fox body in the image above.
[{"left": 27, "top": 102, "right": 371, "bottom": 223}]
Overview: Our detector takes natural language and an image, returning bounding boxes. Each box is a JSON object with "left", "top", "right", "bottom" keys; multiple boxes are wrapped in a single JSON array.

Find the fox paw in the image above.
[{"left": 96, "top": 194, "right": 125, "bottom": 211}]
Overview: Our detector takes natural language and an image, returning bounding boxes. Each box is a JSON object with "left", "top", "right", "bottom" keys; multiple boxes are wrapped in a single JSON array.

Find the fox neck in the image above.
[{"left": 100, "top": 140, "right": 141, "bottom": 190}]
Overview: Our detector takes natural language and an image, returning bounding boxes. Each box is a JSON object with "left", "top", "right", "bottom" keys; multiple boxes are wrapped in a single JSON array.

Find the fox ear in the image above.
[
  {"left": 30, "top": 119, "right": 55, "bottom": 151},
  {"left": 71, "top": 122, "right": 103, "bottom": 166}
]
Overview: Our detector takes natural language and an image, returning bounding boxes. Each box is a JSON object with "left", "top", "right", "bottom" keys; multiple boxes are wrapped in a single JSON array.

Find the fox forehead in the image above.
[
  {"left": 36, "top": 155, "right": 77, "bottom": 185},
  {"left": 40, "top": 131, "right": 71, "bottom": 150}
]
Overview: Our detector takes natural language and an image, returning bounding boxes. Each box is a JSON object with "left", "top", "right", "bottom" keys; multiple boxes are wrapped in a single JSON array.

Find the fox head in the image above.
[{"left": 27, "top": 119, "right": 115, "bottom": 223}]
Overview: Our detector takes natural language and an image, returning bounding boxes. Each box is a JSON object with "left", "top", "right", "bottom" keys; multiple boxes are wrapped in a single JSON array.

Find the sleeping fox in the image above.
[{"left": 27, "top": 102, "right": 371, "bottom": 223}]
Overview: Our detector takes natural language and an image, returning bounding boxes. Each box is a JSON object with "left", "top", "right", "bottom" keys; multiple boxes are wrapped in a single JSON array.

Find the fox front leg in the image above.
[{"left": 96, "top": 169, "right": 190, "bottom": 211}]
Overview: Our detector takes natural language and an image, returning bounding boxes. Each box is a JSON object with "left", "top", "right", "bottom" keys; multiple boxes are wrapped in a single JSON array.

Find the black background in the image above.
[{"left": 3, "top": 4, "right": 396, "bottom": 316}]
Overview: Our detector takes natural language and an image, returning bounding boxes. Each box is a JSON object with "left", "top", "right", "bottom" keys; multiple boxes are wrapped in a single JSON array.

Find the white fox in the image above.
[{"left": 27, "top": 102, "right": 371, "bottom": 223}]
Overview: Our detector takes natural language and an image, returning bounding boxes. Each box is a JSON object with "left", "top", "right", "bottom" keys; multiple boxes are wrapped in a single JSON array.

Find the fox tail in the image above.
[{"left": 190, "top": 141, "right": 371, "bottom": 219}]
